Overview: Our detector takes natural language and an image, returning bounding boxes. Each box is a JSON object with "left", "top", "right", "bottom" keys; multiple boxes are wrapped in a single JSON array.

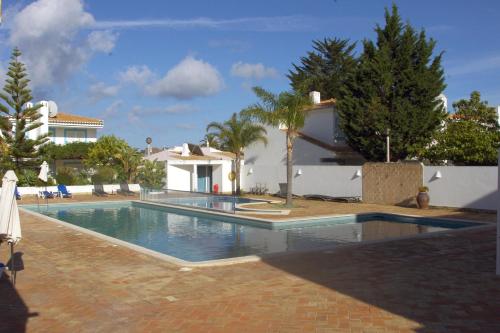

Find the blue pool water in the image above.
[
  {"left": 24, "top": 202, "right": 478, "bottom": 262},
  {"left": 155, "top": 195, "right": 265, "bottom": 212}
]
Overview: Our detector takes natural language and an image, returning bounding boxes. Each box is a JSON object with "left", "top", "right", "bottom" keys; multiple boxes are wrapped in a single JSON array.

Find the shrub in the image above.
[
  {"left": 18, "top": 169, "right": 41, "bottom": 186},
  {"left": 91, "top": 166, "right": 116, "bottom": 184},
  {"left": 55, "top": 167, "right": 78, "bottom": 185}
]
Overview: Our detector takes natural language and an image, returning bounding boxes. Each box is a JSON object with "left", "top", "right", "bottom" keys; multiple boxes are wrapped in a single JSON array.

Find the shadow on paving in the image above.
[
  {"left": 261, "top": 228, "right": 500, "bottom": 332},
  {"left": 0, "top": 273, "right": 38, "bottom": 333}
]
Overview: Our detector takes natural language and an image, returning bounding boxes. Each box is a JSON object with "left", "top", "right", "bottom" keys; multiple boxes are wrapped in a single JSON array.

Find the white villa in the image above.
[
  {"left": 25, "top": 101, "right": 103, "bottom": 145},
  {"left": 146, "top": 143, "right": 239, "bottom": 194},
  {"left": 245, "top": 91, "right": 365, "bottom": 168}
]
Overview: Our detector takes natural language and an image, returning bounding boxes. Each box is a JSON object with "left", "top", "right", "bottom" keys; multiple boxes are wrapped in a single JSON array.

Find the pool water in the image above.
[
  {"left": 25, "top": 202, "right": 475, "bottom": 262},
  {"left": 155, "top": 195, "right": 264, "bottom": 212}
]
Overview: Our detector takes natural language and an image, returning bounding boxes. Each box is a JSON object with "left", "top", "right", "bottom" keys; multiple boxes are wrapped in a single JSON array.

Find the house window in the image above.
[
  {"left": 64, "top": 129, "right": 87, "bottom": 143},
  {"left": 48, "top": 127, "right": 56, "bottom": 142}
]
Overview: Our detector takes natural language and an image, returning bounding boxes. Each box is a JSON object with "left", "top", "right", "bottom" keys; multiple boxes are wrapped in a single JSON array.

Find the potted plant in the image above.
[{"left": 416, "top": 186, "right": 430, "bottom": 209}]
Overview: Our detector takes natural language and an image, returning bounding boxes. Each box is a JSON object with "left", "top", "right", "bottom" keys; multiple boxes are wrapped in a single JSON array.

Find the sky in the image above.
[{"left": 0, "top": 0, "right": 499, "bottom": 149}]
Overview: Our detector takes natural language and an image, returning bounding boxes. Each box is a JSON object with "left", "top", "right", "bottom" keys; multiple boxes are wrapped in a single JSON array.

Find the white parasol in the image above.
[
  {"left": 0, "top": 170, "right": 21, "bottom": 244},
  {"left": 38, "top": 161, "right": 49, "bottom": 182}
]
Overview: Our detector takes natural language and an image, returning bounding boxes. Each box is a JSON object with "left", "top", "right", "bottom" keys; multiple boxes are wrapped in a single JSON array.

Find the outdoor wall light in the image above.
[
  {"left": 297, "top": 169, "right": 303, "bottom": 176},
  {"left": 248, "top": 168, "right": 253, "bottom": 175},
  {"left": 354, "top": 169, "right": 362, "bottom": 178},
  {"left": 434, "top": 170, "right": 442, "bottom": 179}
]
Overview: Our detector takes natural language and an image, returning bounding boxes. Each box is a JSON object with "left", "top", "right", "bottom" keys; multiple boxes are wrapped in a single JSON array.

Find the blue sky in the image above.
[{"left": 1, "top": 0, "right": 500, "bottom": 148}]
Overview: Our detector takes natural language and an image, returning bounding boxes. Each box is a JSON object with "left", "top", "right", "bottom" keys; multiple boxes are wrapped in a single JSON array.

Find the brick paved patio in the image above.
[{"left": 0, "top": 200, "right": 499, "bottom": 332}]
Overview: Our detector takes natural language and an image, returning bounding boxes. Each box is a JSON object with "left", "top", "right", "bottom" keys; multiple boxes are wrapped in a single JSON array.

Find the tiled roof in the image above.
[
  {"left": 48, "top": 112, "right": 103, "bottom": 126},
  {"left": 306, "top": 98, "right": 336, "bottom": 111}
]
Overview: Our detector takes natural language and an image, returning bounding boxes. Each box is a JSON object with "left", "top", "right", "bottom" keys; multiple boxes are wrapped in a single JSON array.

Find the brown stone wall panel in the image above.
[{"left": 362, "top": 162, "right": 423, "bottom": 206}]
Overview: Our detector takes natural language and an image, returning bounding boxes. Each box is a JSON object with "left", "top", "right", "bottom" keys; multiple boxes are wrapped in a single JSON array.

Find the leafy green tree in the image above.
[
  {"left": 207, "top": 112, "right": 267, "bottom": 195},
  {"left": 0, "top": 48, "right": 48, "bottom": 172},
  {"left": 337, "top": 5, "right": 446, "bottom": 161},
  {"left": 137, "top": 159, "right": 166, "bottom": 189},
  {"left": 288, "top": 38, "right": 357, "bottom": 99},
  {"left": 39, "top": 141, "right": 94, "bottom": 163},
  {"left": 423, "top": 91, "right": 500, "bottom": 165},
  {"left": 243, "top": 87, "right": 312, "bottom": 206},
  {"left": 85, "top": 135, "right": 142, "bottom": 182}
]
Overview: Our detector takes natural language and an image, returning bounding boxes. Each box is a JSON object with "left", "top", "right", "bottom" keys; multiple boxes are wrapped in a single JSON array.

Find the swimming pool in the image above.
[
  {"left": 23, "top": 201, "right": 480, "bottom": 263},
  {"left": 141, "top": 190, "right": 268, "bottom": 213}
]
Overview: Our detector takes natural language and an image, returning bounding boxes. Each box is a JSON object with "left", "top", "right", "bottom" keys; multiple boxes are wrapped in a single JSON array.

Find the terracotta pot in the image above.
[{"left": 416, "top": 191, "right": 430, "bottom": 209}]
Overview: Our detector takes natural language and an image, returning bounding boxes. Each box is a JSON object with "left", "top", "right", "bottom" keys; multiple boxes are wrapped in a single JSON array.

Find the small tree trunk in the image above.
[
  {"left": 286, "top": 132, "right": 293, "bottom": 207},
  {"left": 235, "top": 153, "right": 241, "bottom": 195}
]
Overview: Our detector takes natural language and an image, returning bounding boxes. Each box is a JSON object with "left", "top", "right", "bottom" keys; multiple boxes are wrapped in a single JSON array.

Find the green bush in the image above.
[
  {"left": 91, "top": 166, "right": 116, "bottom": 184},
  {"left": 55, "top": 167, "right": 77, "bottom": 185},
  {"left": 18, "top": 169, "right": 38, "bottom": 186}
]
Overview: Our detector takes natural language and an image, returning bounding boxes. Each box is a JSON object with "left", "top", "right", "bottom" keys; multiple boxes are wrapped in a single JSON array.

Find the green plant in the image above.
[
  {"left": 418, "top": 186, "right": 429, "bottom": 193},
  {"left": 243, "top": 87, "right": 312, "bottom": 207},
  {"left": 206, "top": 112, "right": 267, "bottom": 195},
  {"left": 337, "top": 4, "right": 446, "bottom": 162},
  {"left": 288, "top": 37, "right": 357, "bottom": 100},
  {"left": 137, "top": 159, "right": 165, "bottom": 189},
  {"left": 55, "top": 167, "right": 78, "bottom": 185},
  {"left": 18, "top": 169, "right": 38, "bottom": 187},
  {"left": 91, "top": 166, "right": 116, "bottom": 184},
  {"left": 0, "top": 48, "right": 49, "bottom": 173},
  {"left": 422, "top": 91, "right": 500, "bottom": 165}
]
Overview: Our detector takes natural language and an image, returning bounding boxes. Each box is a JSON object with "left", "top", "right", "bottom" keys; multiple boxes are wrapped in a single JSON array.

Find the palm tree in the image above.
[
  {"left": 207, "top": 113, "right": 267, "bottom": 195},
  {"left": 200, "top": 133, "right": 222, "bottom": 150},
  {"left": 243, "top": 87, "right": 312, "bottom": 207}
]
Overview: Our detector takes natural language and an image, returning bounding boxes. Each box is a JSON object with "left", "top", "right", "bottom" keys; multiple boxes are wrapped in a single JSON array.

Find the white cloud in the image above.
[
  {"left": 88, "top": 82, "right": 120, "bottom": 102},
  {"left": 119, "top": 65, "right": 154, "bottom": 86},
  {"left": 8, "top": 0, "right": 117, "bottom": 88},
  {"left": 231, "top": 61, "right": 279, "bottom": 80},
  {"left": 127, "top": 104, "right": 198, "bottom": 123},
  {"left": 146, "top": 56, "right": 224, "bottom": 99},
  {"left": 87, "top": 30, "right": 118, "bottom": 53},
  {"left": 92, "top": 16, "right": 321, "bottom": 32},
  {"left": 447, "top": 55, "right": 500, "bottom": 76},
  {"left": 102, "top": 100, "right": 123, "bottom": 118}
]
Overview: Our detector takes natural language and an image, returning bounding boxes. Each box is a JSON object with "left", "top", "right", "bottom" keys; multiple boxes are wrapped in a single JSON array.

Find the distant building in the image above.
[
  {"left": 146, "top": 143, "right": 239, "bottom": 194},
  {"left": 25, "top": 101, "right": 103, "bottom": 144}
]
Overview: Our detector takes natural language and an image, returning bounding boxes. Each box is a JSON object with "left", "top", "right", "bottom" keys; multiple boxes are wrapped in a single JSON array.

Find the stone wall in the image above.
[{"left": 362, "top": 162, "right": 423, "bottom": 206}]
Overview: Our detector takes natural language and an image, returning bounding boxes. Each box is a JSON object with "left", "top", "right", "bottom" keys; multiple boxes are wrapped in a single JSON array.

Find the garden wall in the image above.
[
  {"left": 13, "top": 184, "right": 141, "bottom": 196},
  {"left": 362, "top": 162, "right": 423, "bottom": 206},
  {"left": 242, "top": 165, "right": 362, "bottom": 198},
  {"left": 423, "top": 166, "right": 497, "bottom": 210},
  {"left": 243, "top": 164, "right": 498, "bottom": 210}
]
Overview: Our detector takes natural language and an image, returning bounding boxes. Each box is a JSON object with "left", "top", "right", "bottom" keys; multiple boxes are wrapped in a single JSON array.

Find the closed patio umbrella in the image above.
[
  {"left": 38, "top": 161, "right": 49, "bottom": 183},
  {"left": 0, "top": 170, "right": 21, "bottom": 283}
]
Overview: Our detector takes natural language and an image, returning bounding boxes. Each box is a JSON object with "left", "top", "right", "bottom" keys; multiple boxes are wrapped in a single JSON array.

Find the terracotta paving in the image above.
[
  {"left": 0, "top": 199, "right": 499, "bottom": 332},
  {"left": 242, "top": 196, "right": 497, "bottom": 222}
]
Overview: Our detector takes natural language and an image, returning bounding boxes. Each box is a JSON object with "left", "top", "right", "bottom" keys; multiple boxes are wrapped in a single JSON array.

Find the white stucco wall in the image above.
[
  {"left": 424, "top": 166, "right": 498, "bottom": 210},
  {"left": 167, "top": 164, "right": 192, "bottom": 191}
]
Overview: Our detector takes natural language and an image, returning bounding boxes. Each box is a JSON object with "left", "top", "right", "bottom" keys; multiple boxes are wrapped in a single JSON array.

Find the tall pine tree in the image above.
[
  {"left": 0, "top": 48, "right": 48, "bottom": 172},
  {"left": 337, "top": 5, "right": 446, "bottom": 161},
  {"left": 288, "top": 38, "right": 357, "bottom": 99}
]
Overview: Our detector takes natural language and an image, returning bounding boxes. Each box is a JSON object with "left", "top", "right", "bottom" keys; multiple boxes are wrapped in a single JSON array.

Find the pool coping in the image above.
[{"left": 19, "top": 200, "right": 492, "bottom": 267}]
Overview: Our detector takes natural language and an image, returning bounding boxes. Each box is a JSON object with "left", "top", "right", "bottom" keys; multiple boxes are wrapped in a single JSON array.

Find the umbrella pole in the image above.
[{"left": 9, "top": 242, "right": 14, "bottom": 285}]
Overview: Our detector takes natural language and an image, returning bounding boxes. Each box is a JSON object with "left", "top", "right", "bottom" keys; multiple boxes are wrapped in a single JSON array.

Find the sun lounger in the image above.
[
  {"left": 57, "top": 184, "right": 73, "bottom": 198},
  {"left": 39, "top": 190, "right": 55, "bottom": 199},
  {"left": 303, "top": 194, "right": 361, "bottom": 203},
  {"left": 92, "top": 184, "right": 109, "bottom": 196},
  {"left": 117, "top": 183, "right": 134, "bottom": 196}
]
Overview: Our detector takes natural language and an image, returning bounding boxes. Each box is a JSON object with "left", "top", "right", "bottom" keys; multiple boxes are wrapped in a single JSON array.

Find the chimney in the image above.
[
  {"left": 309, "top": 91, "right": 321, "bottom": 104},
  {"left": 181, "top": 143, "right": 190, "bottom": 157}
]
